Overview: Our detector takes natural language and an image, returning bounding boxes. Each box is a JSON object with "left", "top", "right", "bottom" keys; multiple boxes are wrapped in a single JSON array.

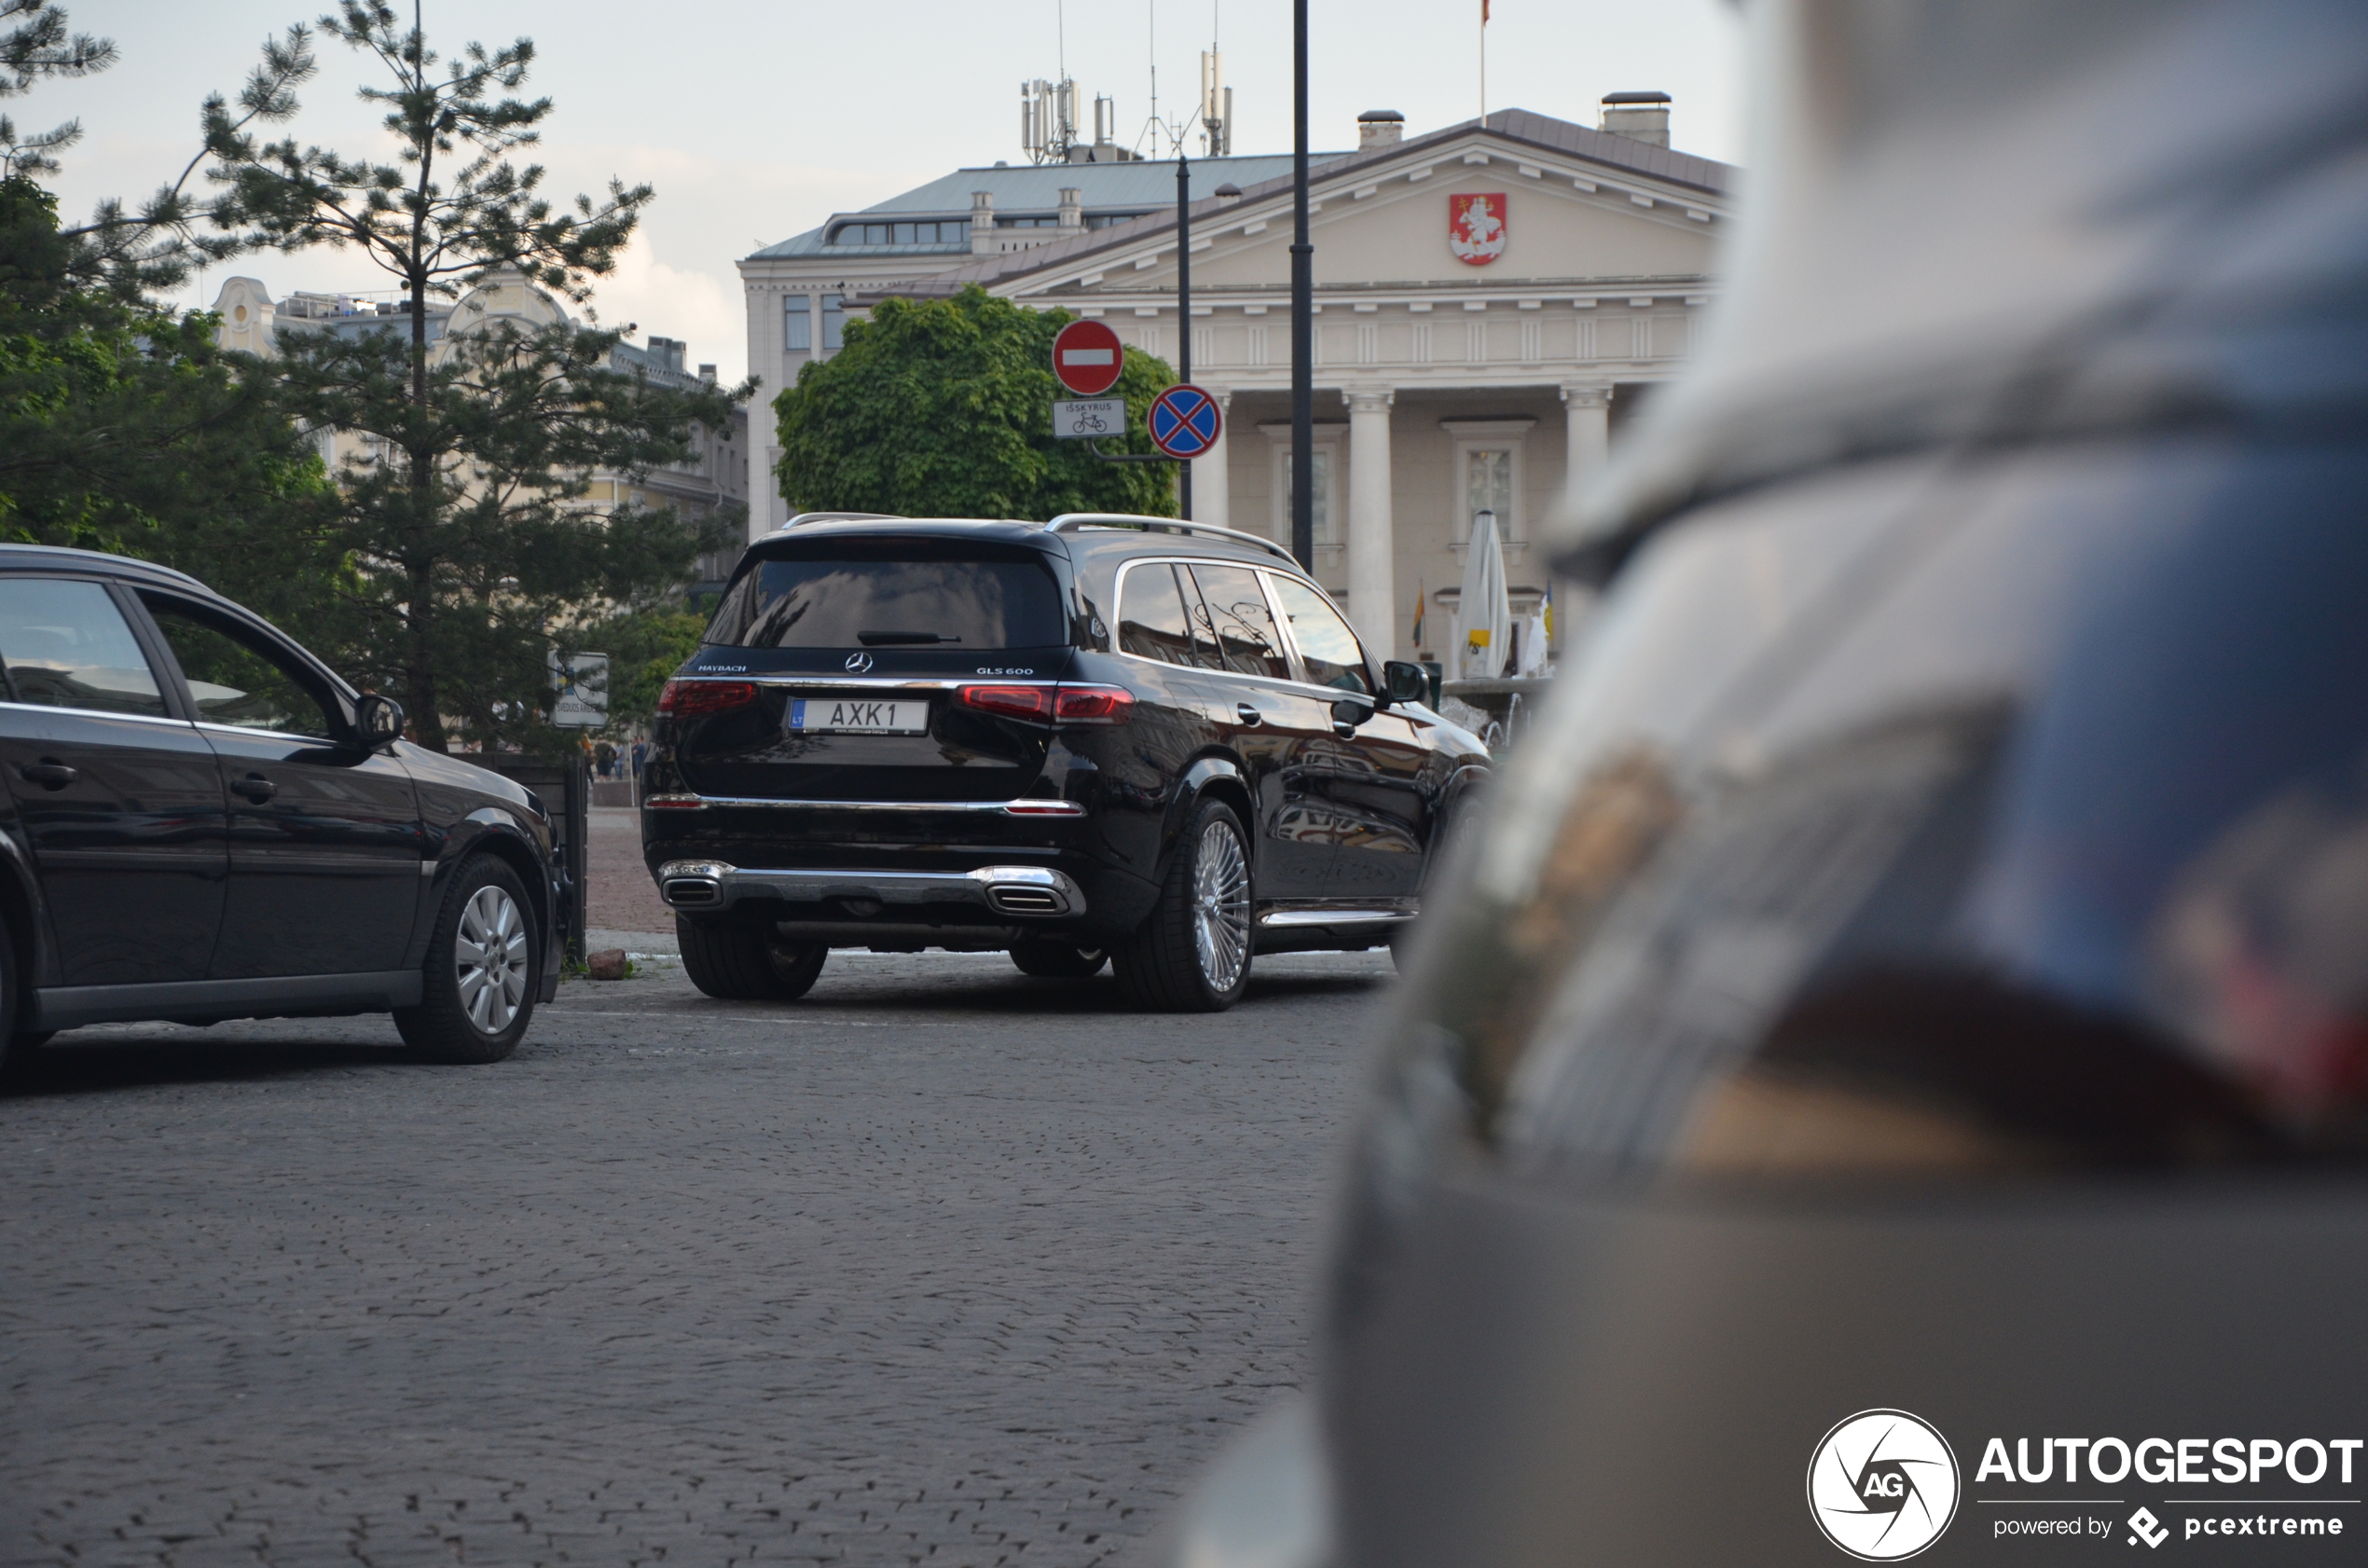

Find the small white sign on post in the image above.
[
  {"left": 549, "top": 650, "right": 610, "bottom": 728},
  {"left": 1053, "top": 398, "right": 1126, "bottom": 440}
]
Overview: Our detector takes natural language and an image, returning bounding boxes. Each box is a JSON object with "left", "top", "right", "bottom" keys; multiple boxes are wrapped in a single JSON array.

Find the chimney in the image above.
[
  {"left": 1213, "top": 182, "right": 1244, "bottom": 204},
  {"left": 971, "top": 190, "right": 996, "bottom": 254},
  {"left": 698, "top": 364, "right": 717, "bottom": 381},
  {"left": 1599, "top": 90, "right": 1672, "bottom": 147},
  {"left": 1057, "top": 186, "right": 1083, "bottom": 234},
  {"left": 1357, "top": 109, "right": 1405, "bottom": 151}
]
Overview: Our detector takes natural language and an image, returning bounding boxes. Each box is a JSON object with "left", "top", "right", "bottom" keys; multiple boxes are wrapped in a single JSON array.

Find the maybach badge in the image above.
[{"left": 1449, "top": 192, "right": 1508, "bottom": 266}]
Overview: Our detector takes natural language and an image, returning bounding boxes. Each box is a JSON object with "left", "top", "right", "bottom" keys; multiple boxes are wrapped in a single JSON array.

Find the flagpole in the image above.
[{"left": 1480, "top": 0, "right": 1487, "bottom": 120}]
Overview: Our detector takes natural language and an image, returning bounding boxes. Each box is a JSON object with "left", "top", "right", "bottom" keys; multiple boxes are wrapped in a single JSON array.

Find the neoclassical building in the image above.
[{"left": 738, "top": 101, "right": 1733, "bottom": 662}]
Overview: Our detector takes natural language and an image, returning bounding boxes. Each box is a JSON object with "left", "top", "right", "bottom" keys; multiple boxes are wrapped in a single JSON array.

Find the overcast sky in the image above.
[{"left": 48, "top": 1, "right": 1743, "bottom": 383}]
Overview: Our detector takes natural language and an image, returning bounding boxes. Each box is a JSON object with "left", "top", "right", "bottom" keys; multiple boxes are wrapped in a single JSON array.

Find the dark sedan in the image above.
[{"left": 0, "top": 545, "right": 563, "bottom": 1065}]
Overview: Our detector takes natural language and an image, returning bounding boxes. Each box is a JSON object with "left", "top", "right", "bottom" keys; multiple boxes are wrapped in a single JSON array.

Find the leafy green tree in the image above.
[
  {"left": 0, "top": 175, "right": 348, "bottom": 647},
  {"left": 774, "top": 286, "right": 1178, "bottom": 520},
  {"left": 203, "top": 2, "right": 746, "bottom": 750}
]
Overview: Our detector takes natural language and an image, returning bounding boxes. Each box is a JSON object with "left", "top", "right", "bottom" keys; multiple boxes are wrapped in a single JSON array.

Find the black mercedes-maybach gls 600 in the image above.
[{"left": 642, "top": 513, "right": 1490, "bottom": 1011}]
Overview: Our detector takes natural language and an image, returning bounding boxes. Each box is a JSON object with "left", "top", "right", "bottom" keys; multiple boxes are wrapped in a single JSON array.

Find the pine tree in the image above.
[{"left": 206, "top": 2, "right": 745, "bottom": 750}]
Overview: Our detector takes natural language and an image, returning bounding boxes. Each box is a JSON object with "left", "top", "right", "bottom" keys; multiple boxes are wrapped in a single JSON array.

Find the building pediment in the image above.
[{"left": 861, "top": 108, "right": 1731, "bottom": 309}]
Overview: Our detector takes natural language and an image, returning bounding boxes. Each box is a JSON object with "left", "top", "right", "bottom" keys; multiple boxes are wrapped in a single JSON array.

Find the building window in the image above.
[
  {"left": 820, "top": 294, "right": 845, "bottom": 352},
  {"left": 831, "top": 219, "right": 970, "bottom": 246},
  {"left": 1441, "top": 418, "right": 1535, "bottom": 549},
  {"left": 785, "top": 295, "right": 810, "bottom": 352},
  {"left": 1466, "top": 448, "right": 1512, "bottom": 533}
]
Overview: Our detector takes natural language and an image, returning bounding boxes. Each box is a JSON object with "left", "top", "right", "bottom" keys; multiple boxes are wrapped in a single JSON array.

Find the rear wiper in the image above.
[{"left": 857, "top": 630, "right": 960, "bottom": 645}]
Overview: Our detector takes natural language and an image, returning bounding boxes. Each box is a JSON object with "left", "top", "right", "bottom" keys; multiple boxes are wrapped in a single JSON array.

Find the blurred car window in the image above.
[
  {"left": 0, "top": 578, "right": 167, "bottom": 718},
  {"left": 143, "top": 596, "right": 338, "bottom": 739},
  {"left": 1267, "top": 574, "right": 1373, "bottom": 695},
  {"left": 1185, "top": 564, "right": 1291, "bottom": 681}
]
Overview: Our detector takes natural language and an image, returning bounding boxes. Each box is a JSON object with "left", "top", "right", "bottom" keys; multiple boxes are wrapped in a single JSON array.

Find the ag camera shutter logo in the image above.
[{"left": 1808, "top": 1410, "right": 1962, "bottom": 1561}]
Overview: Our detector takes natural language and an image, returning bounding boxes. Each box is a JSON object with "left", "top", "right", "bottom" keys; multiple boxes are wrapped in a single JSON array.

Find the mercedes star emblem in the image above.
[{"left": 845, "top": 651, "right": 874, "bottom": 674}]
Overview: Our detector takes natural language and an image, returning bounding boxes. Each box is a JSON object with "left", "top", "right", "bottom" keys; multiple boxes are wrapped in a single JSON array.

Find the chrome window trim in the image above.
[
  {"left": 0, "top": 697, "right": 186, "bottom": 727},
  {"left": 194, "top": 720, "right": 349, "bottom": 746}
]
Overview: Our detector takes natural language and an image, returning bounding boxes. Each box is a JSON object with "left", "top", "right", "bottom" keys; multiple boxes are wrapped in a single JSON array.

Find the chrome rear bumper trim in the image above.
[{"left": 657, "top": 860, "right": 1086, "bottom": 918}]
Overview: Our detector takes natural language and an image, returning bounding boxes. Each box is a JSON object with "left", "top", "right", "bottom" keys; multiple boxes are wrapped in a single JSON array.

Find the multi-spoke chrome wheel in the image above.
[
  {"left": 1191, "top": 817, "right": 1252, "bottom": 991},
  {"left": 455, "top": 884, "right": 529, "bottom": 1034}
]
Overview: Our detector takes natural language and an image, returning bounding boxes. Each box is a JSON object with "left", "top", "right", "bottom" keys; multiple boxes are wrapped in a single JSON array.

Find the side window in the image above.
[
  {"left": 141, "top": 595, "right": 340, "bottom": 740},
  {"left": 1119, "top": 563, "right": 1201, "bottom": 667},
  {"left": 1267, "top": 574, "right": 1374, "bottom": 695},
  {"left": 1186, "top": 564, "right": 1291, "bottom": 681},
  {"left": 0, "top": 578, "right": 167, "bottom": 717}
]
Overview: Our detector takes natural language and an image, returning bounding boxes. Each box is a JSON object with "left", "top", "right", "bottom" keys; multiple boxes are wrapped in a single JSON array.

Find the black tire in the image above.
[
  {"left": 1009, "top": 940, "right": 1108, "bottom": 980},
  {"left": 393, "top": 855, "right": 539, "bottom": 1064},
  {"left": 678, "top": 914, "right": 828, "bottom": 1001},
  {"left": 1113, "top": 798, "right": 1254, "bottom": 1012}
]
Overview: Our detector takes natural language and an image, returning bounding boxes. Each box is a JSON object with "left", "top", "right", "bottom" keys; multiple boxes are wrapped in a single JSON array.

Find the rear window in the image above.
[{"left": 707, "top": 555, "right": 1067, "bottom": 650}]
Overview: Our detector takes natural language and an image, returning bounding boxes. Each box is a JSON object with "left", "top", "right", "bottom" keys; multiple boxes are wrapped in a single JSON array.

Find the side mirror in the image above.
[
  {"left": 354, "top": 692, "right": 406, "bottom": 748},
  {"left": 1383, "top": 659, "right": 1430, "bottom": 707},
  {"left": 1330, "top": 696, "right": 1375, "bottom": 730}
]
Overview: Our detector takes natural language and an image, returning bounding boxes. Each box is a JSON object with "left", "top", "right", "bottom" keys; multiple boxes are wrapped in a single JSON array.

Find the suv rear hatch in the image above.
[{"left": 667, "top": 534, "right": 1078, "bottom": 805}]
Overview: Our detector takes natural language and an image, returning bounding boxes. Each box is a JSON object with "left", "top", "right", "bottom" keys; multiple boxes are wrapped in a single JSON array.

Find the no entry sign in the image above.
[
  {"left": 1147, "top": 383, "right": 1222, "bottom": 461},
  {"left": 1052, "top": 319, "right": 1124, "bottom": 396}
]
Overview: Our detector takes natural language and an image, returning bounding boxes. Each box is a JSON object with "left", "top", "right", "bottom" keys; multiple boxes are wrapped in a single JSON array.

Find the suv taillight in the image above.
[
  {"left": 957, "top": 684, "right": 1135, "bottom": 725},
  {"left": 658, "top": 679, "right": 756, "bottom": 717},
  {"left": 1053, "top": 685, "right": 1135, "bottom": 723},
  {"left": 957, "top": 684, "right": 1055, "bottom": 721}
]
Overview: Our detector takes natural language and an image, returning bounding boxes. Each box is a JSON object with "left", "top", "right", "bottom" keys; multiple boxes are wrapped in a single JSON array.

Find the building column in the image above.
[
  {"left": 1345, "top": 388, "right": 1397, "bottom": 661},
  {"left": 1191, "top": 389, "right": 1232, "bottom": 533},
  {"left": 1561, "top": 383, "right": 1613, "bottom": 501},
  {"left": 1555, "top": 384, "right": 1616, "bottom": 656}
]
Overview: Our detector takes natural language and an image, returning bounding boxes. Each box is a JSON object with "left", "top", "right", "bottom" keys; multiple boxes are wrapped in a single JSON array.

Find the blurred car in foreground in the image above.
[
  {"left": 1162, "top": 1, "right": 2368, "bottom": 1563},
  {"left": 0, "top": 546, "right": 561, "bottom": 1066}
]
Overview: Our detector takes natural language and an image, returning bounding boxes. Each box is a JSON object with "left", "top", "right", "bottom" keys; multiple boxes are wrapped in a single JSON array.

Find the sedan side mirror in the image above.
[
  {"left": 354, "top": 692, "right": 406, "bottom": 749},
  {"left": 1382, "top": 659, "right": 1430, "bottom": 707}
]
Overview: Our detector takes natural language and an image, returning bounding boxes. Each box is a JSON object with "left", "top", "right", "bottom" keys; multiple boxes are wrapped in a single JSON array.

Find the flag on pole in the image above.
[
  {"left": 1481, "top": 0, "right": 1491, "bottom": 21},
  {"left": 1411, "top": 581, "right": 1426, "bottom": 647},
  {"left": 1541, "top": 580, "right": 1553, "bottom": 641}
]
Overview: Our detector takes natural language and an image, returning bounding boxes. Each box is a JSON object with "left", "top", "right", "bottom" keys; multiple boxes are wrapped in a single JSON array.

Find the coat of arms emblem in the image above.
[{"left": 1448, "top": 192, "right": 1508, "bottom": 266}]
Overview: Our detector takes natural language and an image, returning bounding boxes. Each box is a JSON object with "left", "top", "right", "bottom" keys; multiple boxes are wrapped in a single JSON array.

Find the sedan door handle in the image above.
[
  {"left": 229, "top": 774, "right": 278, "bottom": 803},
  {"left": 19, "top": 760, "right": 76, "bottom": 790},
  {"left": 1235, "top": 703, "right": 1262, "bottom": 726}
]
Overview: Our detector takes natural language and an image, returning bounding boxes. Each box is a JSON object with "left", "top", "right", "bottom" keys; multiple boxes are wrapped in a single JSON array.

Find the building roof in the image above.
[
  {"left": 747, "top": 151, "right": 1343, "bottom": 260},
  {"left": 870, "top": 107, "right": 1737, "bottom": 299}
]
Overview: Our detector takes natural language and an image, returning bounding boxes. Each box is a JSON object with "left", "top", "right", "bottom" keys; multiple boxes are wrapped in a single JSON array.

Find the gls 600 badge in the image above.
[{"left": 1808, "top": 1410, "right": 1962, "bottom": 1561}]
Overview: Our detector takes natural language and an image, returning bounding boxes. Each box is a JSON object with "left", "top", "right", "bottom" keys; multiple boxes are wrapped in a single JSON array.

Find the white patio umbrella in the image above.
[{"left": 1458, "top": 508, "right": 1512, "bottom": 680}]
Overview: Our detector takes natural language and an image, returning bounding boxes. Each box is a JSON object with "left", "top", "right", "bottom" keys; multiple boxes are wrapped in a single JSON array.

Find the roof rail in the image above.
[
  {"left": 772, "top": 511, "right": 906, "bottom": 531},
  {"left": 1045, "top": 514, "right": 1298, "bottom": 565}
]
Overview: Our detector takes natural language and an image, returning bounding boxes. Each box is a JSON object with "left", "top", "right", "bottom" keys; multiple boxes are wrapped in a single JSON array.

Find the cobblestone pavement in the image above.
[
  {"left": 0, "top": 948, "right": 1392, "bottom": 1566},
  {"left": 585, "top": 807, "right": 672, "bottom": 936}
]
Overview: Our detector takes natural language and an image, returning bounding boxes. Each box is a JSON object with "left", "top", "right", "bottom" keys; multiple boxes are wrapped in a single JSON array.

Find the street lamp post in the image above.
[
  {"left": 1289, "top": 0, "right": 1314, "bottom": 571},
  {"left": 1177, "top": 146, "right": 1192, "bottom": 520}
]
